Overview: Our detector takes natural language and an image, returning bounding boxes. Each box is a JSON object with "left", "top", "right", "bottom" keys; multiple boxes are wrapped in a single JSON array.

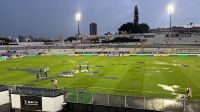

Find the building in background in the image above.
[
  {"left": 0, "top": 40, "right": 5, "bottom": 45},
  {"left": 150, "top": 26, "right": 200, "bottom": 33},
  {"left": 0, "top": 36, "right": 12, "bottom": 45},
  {"left": 90, "top": 23, "right": 97, "bottom": 35},
  {"left": 18, "top": 36, "right": 32, "bottom": 42}
]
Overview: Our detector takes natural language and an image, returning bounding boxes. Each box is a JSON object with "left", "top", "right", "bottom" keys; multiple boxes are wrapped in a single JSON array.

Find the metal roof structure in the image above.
[
  {"left": 10, "top": 86, "right": 63, "bottom": 97},
  {"left": 0, "top": 85, "right": 8, "bottom": 91}
]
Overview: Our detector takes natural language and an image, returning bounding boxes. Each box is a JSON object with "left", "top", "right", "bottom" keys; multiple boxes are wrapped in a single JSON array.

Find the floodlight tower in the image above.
[
  {"left": 167, "top": 4, "right": 175, "bottom": 31},
  {"left": 75, "top": 12, "right": 81, "bottom": 37}
]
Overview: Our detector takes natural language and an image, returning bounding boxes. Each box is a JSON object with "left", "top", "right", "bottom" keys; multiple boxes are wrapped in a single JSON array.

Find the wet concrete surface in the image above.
[
  {"left": 0, "top": 104, "right": 11, "bottom": 112},
  {"left": 93, "top": 94, "right": 200, "bottom": 112}
]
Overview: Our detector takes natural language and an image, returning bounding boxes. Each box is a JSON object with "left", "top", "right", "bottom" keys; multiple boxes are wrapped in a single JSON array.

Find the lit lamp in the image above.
[
  {"left": 75, "top": 12, "right": 81, "bottom": 37},
  {"left": 167, "top": 4, "right": 175, "bottom": 31}
]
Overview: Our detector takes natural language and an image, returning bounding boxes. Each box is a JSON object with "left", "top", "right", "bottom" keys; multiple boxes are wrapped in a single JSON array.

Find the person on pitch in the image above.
[
  {"left": 52, "top": 78, "right": 58, "bottom": 88},
  {"left": 186, "top": 87, "right": 192, "bottom": 97}
]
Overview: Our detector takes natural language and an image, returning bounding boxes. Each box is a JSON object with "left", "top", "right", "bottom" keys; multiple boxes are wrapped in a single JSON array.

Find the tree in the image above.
[
  {"left": 65, "top": 37, "right": 77, "bottom": 42},
  {"left": 102, "top": 37, "right": 140, "bottom": 43},
  {"left": 138, "top": 23, "right": 150, "bottom": 33},
  {"left": 105, "top": 32, "right": 112, "bottom": 35},
  {"left": 134, "top": 6, "right": 139, "bottom": 25},
  {"left": 0, "top": 37, "right": 12, "bottom": 42},
  {"left": 118, "top": 22, "right": 134, "bottom": 34},
  {"left": 118, "top": 5, "right": 150, "bottom": 34},
  {"left": 118, "top": 22, "right": 149, "bottom": 34}
]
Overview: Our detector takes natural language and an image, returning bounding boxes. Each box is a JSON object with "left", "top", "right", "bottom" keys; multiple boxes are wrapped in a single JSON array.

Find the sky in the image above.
[{"left": 0, "top": 0, "right": 200, "bottom": 38}]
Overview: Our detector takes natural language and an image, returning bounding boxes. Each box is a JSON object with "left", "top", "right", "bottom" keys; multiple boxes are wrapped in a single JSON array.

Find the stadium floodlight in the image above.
[
  {"left": 167, "top": 4, "right": 175, "bottom": 14},
  {"left": 75, "top": 12, "right": 81, "bottom": 22},
  {"left": 167, "top": 4, "right": 175, "bottom": 30},
  {"left": 75, "top": 12, "right": 81, "bottom": 36}
]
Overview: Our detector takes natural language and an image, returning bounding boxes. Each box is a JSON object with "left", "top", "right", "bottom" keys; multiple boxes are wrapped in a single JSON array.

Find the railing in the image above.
[{"left": 65, "top": 89, "right": 200, "bottom": 112}]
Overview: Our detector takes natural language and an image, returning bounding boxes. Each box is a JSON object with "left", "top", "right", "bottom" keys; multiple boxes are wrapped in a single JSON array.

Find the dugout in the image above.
[
  {"left": 0, "top": 85, "right": 10, "bottom": 105},
  {"left": 10, "top": 86, "right": 65, "bottom": 112}
]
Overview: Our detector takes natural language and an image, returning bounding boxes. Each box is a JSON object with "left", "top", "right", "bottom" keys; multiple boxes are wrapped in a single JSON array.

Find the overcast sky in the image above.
[{"left": 0, "top": 0, "right": 200, "bottom": 38}]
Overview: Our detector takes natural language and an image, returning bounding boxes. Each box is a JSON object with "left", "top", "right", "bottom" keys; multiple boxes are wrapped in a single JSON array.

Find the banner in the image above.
[
  {"left": 21, "top": 95, "right": 42, "bottom": 110},
  {"left": 0, "top": 57, "right": 7, "bottom": 61}
]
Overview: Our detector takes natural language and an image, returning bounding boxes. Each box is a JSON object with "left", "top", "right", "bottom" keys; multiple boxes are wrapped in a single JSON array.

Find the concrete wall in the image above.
[
  {"left": 18, "top": 42, "right": 44, "bottom": 46},
  {"left": 0, "top": 90, "right": 9, "bottom": 105},
  {"left": 11, "top": 94, "right": 21, "bottom": 109},
  {"left": 42, "top": 95, "right": 64, "bottom": 112},
  {"left": 11, "top": 94, "right": 64, "bottom": 111}
]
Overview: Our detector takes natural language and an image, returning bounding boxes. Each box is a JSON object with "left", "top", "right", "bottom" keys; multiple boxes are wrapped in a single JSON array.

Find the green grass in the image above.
[{"left": 0, "top": 56, "right": 200, "bottom": 99}]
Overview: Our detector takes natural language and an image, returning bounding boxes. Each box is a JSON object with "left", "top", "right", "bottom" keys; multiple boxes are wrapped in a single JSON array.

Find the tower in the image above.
[{"left": 90, "top": 23, "right": 97, "bottom": 35}]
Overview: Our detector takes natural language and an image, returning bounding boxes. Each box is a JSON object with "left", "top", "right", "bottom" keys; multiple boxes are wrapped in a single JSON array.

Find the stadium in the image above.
[
  {"left": 1, "top": 33, "right": 200, "bottom": 112},
  {"left": 1, "top": 1, "right": 200, "bottom": 112}
]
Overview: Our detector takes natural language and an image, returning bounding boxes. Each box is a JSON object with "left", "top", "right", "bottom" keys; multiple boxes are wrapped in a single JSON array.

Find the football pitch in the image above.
[{"left": 0, "top": 56, "right": 200, "bottom": 99}]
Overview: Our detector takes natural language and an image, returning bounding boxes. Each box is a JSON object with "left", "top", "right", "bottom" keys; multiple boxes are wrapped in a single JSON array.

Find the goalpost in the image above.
[
  {"left": 37, "top": 66, "right": 50, "bottom": 80},
  {"left": 79, "top": 62, "right": 90, "bottom": 72}
]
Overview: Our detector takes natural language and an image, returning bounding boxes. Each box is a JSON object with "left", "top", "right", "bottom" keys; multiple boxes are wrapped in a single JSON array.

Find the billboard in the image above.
[{"left": 20, "top": 95, "right": 42, "bottom": 110}]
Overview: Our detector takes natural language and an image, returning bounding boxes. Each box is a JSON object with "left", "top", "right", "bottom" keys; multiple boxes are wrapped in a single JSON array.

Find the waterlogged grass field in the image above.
[{"left": 0, "top": 56, "right": 200, "bottom": 99}]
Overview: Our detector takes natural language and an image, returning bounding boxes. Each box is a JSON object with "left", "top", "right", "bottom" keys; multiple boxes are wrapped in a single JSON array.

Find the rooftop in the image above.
[{"left": 10, "top": 86, "right": 63, "bottom": 97}]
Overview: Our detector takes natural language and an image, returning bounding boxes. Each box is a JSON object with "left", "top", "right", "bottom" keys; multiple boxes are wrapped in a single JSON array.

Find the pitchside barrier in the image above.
[
  {"left": 65, "top": 90, "right": 200, "bottom": 112},
  {"left": 24, "top": 54, "right": 37, "bottom": 57},
  {"left": 64, "top": 102, "right": 155, "bottom": 112},
  {"left": 69, "top": 53, "right": 200, "bottom": 57},
  {"left": 0, "top": 57, "right": 8, "bottom": 61},
  {"left": 52, "top": 54, "right": 66, "bottom": 56},
  {"left": 128, "top": 54, "right": 200, "bottom": 57},
  {"left": 68, "top": 54, "right": 200, "bottom": 57},
  {"left": 79, "top": 54, "right": 99, "bottom": 56},
  {"left": 2, "top": 54, "right": 200, "bottom": 59}
]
